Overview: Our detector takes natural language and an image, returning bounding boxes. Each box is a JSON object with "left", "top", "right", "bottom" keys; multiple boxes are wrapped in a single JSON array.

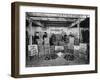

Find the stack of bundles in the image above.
[
  {"left": 50, "top": 46, "right": 58, "bottom": 60},
  {"left": 79, "top": 43, "right": 87, "bottom": 54},
  {"left": 50, "top": 46, "right": 55, "bottom": 54},
  {"left": 38, "top": 44, "right": 45, "bottom": 60},
  {"left": 45, "top": 45, "right": 57, "bottom": 60},
  {"left": 28, "top": 45, "right": 38, "bottom": 56},
  {"left": 28, "top": 45, "right": 39, "bottom": 61},
  {"left": 59, "top": 41, "right": 65, "bottom": 46},
  {"left": 79, "top": 43, "right": 87, "bottom": 59},
  {"left": 44, "top": 44, "right": 50, "bottom": 57},
  {"left": 74, "top": 37, "right": 79, "bottom": 45},
  {"left": 44, "top": 44, "right": 51, "bottom": 60},
  {"left": 74, "top": 45, "right": 80, "bottom": 59},
  {"left": 44, "top": 37, "right": 50, "bottom": 45},
  {"left": 67, "top": 36, "right": 74, "bottom": 54},
  {"left": 69, "top": 37, "right": 74, "bottom": 44},
  {"left": 64, "top": 45, "right": 68, "bottom": 53},
  {"left": 67, "top": 43, "right": 74, "bottom": 54},
  {"left": 64, "top": 54, "right": 74, "bottom": 61},
  {"left": 53, "top": 34, "right": 64, "bottom": 46},
  {"left": 63, "top": 43, "right": 74, "bottom": 61},
  {"left": 53, "top": 41, "right": 58, "bottom": 46}
]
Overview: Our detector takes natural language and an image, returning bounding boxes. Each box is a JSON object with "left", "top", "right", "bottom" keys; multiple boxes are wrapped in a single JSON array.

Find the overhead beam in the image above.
[
  {"left": 69, "top": 18, "right": 86, "bottom": 28},
  {"left": 26, "top": 12, "right": 89, "bottom": 18},
  {"left": 30, "top": 17, "right": 77, "bottom": 22}
]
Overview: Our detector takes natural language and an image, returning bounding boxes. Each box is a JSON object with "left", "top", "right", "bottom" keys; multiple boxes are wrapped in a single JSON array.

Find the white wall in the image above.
[
  {"left": 0, "top": 0, "right": 100, "bottom": 80},
  {"left": 28, "top": 26, "right": 79, "bottom": 36}
]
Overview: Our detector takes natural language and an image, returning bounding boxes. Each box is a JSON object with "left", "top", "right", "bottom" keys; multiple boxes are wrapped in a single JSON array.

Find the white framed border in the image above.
[{"left": 19, "top": 5, "right": 96, "bottom": 75}]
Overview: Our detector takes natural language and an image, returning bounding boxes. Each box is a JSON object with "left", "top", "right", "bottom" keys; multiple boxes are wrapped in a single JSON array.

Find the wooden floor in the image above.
[{"left": 26, "top": 51, "right": 89, "bottom": 67}]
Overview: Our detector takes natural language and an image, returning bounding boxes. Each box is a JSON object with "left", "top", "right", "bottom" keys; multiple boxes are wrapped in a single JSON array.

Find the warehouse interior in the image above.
[{"left": 25, "top": 12, "right": 89, "bottom": 67}]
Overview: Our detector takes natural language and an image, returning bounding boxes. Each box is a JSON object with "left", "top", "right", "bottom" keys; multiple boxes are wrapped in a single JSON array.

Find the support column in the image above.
[
  {"left": 77, "top": 19, "right": 82, "bottom": 43},
  {"left": 29, "top": 19, "right": 33, "bottom": 45}
]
